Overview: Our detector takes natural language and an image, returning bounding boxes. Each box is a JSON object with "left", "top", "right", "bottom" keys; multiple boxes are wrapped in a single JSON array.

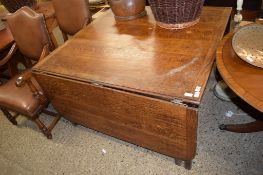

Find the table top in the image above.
[
  {"left": 216, "top": 32, "right": 263, "bottom": 113},
  {"left": 34, "top": 6, "right": 231, "bottom": 105}
]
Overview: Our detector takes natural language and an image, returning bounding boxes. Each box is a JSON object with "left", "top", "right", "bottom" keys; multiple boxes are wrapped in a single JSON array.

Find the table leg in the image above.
[
  {"left": 184, "top": 160, "right": 192, "bottom": 170},
  {"left": 174, "top": 159, "right": 183, "bottom": 166},
  {"left": 174, "top": 158, "right": 192, "bottom": 170},
  {"left": 219, "top": 120, "right": 263, "bottom": 133}
]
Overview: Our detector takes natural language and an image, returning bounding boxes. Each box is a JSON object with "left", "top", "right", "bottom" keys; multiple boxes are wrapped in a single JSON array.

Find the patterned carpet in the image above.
[{"left": 0, "top": 69, "right": 262, "bottom": 175}]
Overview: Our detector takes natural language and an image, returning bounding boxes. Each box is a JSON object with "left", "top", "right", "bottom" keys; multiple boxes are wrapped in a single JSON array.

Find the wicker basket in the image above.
[
  {"left": 0, "top": 0, "right": 37, "bottom": 12},
  {"left": 148, "top": 0, "right": 205, "bottom": 29}
]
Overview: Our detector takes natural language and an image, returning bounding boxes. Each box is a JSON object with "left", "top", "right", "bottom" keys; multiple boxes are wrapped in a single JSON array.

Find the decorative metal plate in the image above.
[{"left": 232, "top": 24, "right": 263, "bottom": 68}]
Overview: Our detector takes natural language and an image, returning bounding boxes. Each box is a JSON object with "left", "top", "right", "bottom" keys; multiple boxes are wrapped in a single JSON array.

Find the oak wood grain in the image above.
[
  {"left": 33, "top": 6, "right": 231, "bottom": 162},
  {"left": 34, "top": 7, "right": 231, "bottom": 105},
  {"left": 34, "top": 73, "right": 198, "bottom": 160}
]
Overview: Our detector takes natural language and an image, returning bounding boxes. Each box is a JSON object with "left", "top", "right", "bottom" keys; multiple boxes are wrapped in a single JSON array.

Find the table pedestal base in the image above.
[
  {"left": 214, "top": 81, "right": 237, "bottom": 101},
  {"left": 219, "top": 120, "right": 263, "bottom": 133}
]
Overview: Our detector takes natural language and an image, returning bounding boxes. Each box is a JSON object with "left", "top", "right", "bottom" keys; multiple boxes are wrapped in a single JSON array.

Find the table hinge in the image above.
[
  {"left": 171, "top": 99, "right": 184, "bottom": 105},
  {"left": 90, "top": 82, "right": 103, "bottom": 87}
]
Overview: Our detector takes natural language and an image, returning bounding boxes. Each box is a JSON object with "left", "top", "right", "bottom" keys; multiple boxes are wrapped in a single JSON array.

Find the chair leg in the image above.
[
  {"left": 46, "top": 114, "right": 61, "bottom": 135},
  {"left": 42, "top": 109, "right": 57, "bottom": 117},
  {"left": 0, "top": 107, "right": 61, "bottom": 139},
  {"left": 34, "top": 116, "right": 52, "bottom": 139},
  {"left": 33, "top": 114, "right": 61, "bottom": 139},
  {"left": 1, "top": 108, "right": 18, "bottom": 125}
]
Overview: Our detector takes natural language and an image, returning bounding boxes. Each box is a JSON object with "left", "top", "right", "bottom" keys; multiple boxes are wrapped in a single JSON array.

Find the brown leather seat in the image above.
[
  {"left": 52, "top": 0, "right": 92, "bottom": 40},
  {"left": 0, "top": 7, "right": 61, "bottom": 139},
  {"left": 0, "top": 70, "right": 46, "bottom": 117}
]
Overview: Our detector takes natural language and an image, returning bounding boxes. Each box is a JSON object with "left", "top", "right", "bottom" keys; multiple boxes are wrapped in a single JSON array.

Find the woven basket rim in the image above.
[{"left": 156, "top": 18, "right": 200, "bottom": 29}]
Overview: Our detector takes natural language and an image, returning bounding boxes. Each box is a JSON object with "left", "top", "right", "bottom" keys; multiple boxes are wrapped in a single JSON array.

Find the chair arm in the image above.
[
  {"left": 16, "top": 71, "right": 47, "bottom": 103},
  {"left": 16, "top": 70, "right": 32, "bottom": 87},
  {"left": 0, "top": 43, "right": 18, "bottom": 67}
]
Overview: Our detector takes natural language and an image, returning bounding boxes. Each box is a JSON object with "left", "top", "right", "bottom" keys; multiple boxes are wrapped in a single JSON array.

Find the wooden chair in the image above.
[
  {"left": 0, "top": 27, "right": 34, "bottom": 80},
  {"left": 0, "top": 6, "right": 61, "bottom": 139},
  {"left": 52, "top": 0, "right": 92, "bottom": 41},
  {"left": 0, "top": 0, "right": 37, "bottom": 13},
  {"left": 89, "top": 0, "right": 109, "bottom": 10},
  {"left": 0, "top": 1, "right": 59, "bottom": 49}
]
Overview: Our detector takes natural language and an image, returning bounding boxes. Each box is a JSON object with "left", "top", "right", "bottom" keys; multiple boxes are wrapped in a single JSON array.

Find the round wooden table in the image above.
[{"left": 216, "top": 32, "right": 263, "bottom": 133}]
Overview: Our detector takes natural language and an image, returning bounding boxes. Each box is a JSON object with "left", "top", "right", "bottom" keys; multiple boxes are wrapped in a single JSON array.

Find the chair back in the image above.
[
  {"left": 6, "top": 6, "right": 51, "bottom": 61},
  {"left": 0, "top": 0, "right": 37, "bottom": 13},
  {"left": 52, "top": 0, "right": 92, "bottom": 35}
]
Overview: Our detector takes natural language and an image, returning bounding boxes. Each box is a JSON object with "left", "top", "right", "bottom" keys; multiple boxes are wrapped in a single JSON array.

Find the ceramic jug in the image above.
[{"left": 109, "top": 0, "right": 146, "bottom": 20}]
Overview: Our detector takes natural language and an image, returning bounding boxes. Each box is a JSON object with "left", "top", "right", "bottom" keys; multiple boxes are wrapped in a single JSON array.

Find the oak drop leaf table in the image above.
[{"left": 33, "top": 7, "right": 231, "bottom": 169}]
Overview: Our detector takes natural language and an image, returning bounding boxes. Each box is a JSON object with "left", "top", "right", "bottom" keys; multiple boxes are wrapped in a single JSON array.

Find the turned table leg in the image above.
[{"left": 219, "top": 120, "right": 263, "bottom": 133}]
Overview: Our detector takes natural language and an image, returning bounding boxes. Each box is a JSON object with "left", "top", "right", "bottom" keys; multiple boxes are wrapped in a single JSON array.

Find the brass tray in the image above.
[{"left": 232, "top": 24, "right": 263, "bottom": 68}]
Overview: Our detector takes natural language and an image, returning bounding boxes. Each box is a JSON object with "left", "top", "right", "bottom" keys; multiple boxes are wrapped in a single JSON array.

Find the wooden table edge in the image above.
[
  {"left": 193, "top": 7, "right": 232, "bottom": 104},
  {"left": 216, "top": 32, "right": 263, "bottom": 113}
]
